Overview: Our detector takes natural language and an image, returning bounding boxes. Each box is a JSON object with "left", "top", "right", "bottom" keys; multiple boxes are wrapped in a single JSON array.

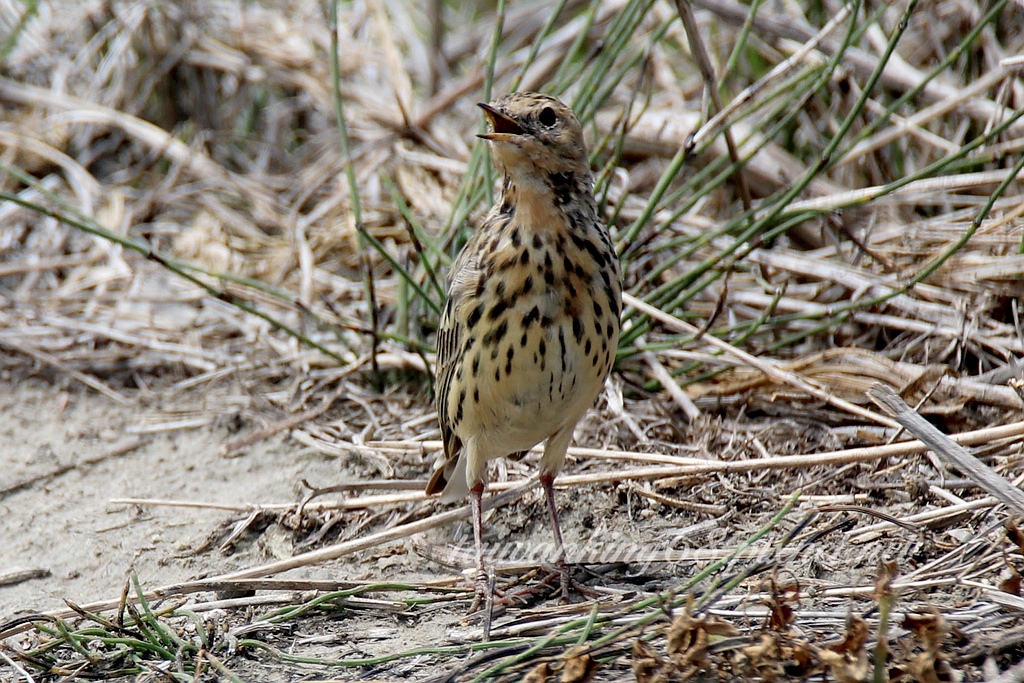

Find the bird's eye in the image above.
[{"left": 538, "top": 106, "right": 557, "bottom": 127}]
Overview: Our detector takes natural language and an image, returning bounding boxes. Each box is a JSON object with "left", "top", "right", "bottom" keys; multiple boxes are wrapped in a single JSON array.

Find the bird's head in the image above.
[{"left": 477, "top": 92, "right": 590, "bottom": 180}]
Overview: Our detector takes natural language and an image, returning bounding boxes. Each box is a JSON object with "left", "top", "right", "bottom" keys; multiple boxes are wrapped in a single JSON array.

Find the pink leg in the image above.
[
  {"left": 470, "top": 482, "right": 489, "bottom": 608},
  {"left": 540, "top": 472, "right": 571, "bottom": 602}
]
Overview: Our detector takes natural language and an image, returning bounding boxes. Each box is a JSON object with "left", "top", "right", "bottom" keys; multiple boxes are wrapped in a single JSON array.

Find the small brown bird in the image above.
[{"left": 427, "top": 92, "right": 621, "bottom": 602}]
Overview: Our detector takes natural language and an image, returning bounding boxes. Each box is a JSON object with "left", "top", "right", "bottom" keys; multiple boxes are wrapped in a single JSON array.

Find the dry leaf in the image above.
[
  {"left": 764, "top": 577, "right": 800, "bottom": 631},
  {"left": 522, "top": 661, "right": 552, "bottom": 683},
  {"left": 875, "top": 559, "right": 900, "bottom": 599},
  {"left": 667, "top": 611, "right": 738, "bottom": 667},
  {"left": 819, "top": 648, "right": 870, "bottom": 683},
  {"left": 999, "top": 564, "right": 1022, "bottom": 596},
  {"left": 820, "top": 615, "right": 871, "bottom": 683},
  {"left": 739, "top": 633, "right": 788, "bottom": 681},
  {"left": 632, "top": 638, "right": 664, "bottom": 683},
  {"left": 831, "top": 616, "right": 870, "bottom": 655},
  {"left": 902, "top": 610, "right": 959, "bottom": 683},
  {"left": 561, "top": 649, "right": 597, "bottom": 683},
  {"left": 1006, "top": 520, "right": 1024, "bottom": 553}
]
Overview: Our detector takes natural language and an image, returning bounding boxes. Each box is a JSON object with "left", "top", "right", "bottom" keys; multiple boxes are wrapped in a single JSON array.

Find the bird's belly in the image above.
[{"left": 458, "top": 313, "right": 609, "bottom": 456}]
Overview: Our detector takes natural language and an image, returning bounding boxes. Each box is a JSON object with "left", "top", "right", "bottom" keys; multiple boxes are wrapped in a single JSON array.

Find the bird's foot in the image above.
[
  {"left": 468, "top": 568, "right": 500, "bottom": 613},
  {"left": 468, "top": 569, "right": 526, "bottom": 609},
  {"left": 544, "top": 561, "right": 601, "bottom": 603},
  {"left": 495, "top": 563, "right": 599, "bottom": 606}
]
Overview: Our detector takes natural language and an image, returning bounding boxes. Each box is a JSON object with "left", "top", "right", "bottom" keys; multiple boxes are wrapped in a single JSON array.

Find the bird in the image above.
[{"left": 426, "top": 92, "right": 622, "bottom": 603}]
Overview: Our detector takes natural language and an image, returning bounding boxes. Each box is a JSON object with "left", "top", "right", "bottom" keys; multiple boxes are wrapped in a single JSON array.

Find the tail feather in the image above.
[{"left": 425, "top": 453, "right": 469, "bottom": 503}]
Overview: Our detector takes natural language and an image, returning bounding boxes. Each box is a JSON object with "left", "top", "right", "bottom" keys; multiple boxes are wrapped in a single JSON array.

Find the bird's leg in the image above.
[
  {"left": 540, "top": 472, "right": 571, "bottom": 603},
  {"left": 470, "top": 481, "right": 490, "bottom": 611}
]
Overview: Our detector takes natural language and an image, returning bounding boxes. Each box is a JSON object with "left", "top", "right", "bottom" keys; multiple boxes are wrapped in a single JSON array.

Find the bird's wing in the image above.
[{"left": 426, "top": 228, "right": 487, "bottom": 497}]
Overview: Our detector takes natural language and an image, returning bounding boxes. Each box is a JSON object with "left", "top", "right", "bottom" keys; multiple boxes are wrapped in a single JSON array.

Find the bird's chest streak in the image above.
[{"left": 457, "top": 215, "right": 611, "bottom": 446}]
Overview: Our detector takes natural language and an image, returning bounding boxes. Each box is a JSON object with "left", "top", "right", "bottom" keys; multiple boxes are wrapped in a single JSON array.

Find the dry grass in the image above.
[{"left": 1, "top": 0, "right": 1024, "bottom": 680}]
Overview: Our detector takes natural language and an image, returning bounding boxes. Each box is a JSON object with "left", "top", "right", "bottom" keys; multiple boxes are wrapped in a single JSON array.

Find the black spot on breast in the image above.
[
  {"left": 467, "top": 303, "right": 484, "bottom": 329},
  {"left": 571, "top": 233, "right": 608, "bottom": 269},
  {"left": 510, "top": 228, "right": 522, "bottom": 248},
  {"left": 521, "top": 275, "right": 533, "bottom": 295},
  {"left": 495, "top": 281, "right": 506, "bottom": 298},
  {"left": 562, "top": 254, "right": 574, "bottom": 274},
  {"left": 474, "top": 388, "right": 480, "bottom": 403},
  {"left": 519, "top": 249, "right": 530, "bottom": 266},
  {"left": 572, "top": 318, "right": 584, "bottom": 343},
  {"left": 472, "top": 353, "right": 481, "bottom": 376},
  {"left": 484, "top": 319, "right": 509, "bottom": 346},
  {"left": 547, "top": 172, "right": 575, "bottom": 207},
  {"left": 523, "top": 306, "right": 540, "bottom": 327},
  {"left": 505, "top": 347, "right": 514, "bottom": 375},
  {"left": 488, "top": 299, "right": 508, "bottom": 320},
  {"left": 456, "top": 389, "right": 465, "bottom": 423},
  {"left": 593, "top": 301, "right": 603, "bottom": 318},
  {"left": 533, "top": 233, "right": 543, "bottom": 249},
  {"left": 584, "top": 338, "right": 592, "bottom": 356},
  {"left": 606, "top": 321, "right": 615, "bottom": 338},
  {"left": 606, "top": 286, "right": 620, "bottom": 318},
  {"left": 558, "top": 327, "right": 567, "bottom": 374}
]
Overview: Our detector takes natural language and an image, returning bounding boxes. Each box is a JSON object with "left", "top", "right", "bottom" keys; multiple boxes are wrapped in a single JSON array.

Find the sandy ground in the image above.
[
  {"left": 0, "top": 374, "right": 650, "bottom": 617},
  {"left": 0, "top": 377, "right": 370, "bottom": 618},
  {"left": 0, "top": 374, "right": 683, "bottom": 679},
  {"left": 3, "top": 372, "right": 1017, "bottom": 681}
]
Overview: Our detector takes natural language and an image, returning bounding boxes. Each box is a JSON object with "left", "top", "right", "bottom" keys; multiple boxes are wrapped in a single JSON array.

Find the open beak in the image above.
[{"left": 477, "top": 102, "right": 526, "bottom": 140}]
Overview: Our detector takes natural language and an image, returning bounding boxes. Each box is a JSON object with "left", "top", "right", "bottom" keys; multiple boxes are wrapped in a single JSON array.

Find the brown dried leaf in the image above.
[
  {"left": 819, "top": 615, "right": 871, "bottom": 683},
  {"left": 760, "top": 575, "right": 800, "bottom": 631},
  {"left": 819, "top": 648, "right": 870, "bottom": 683},
  {"left": 903, "top": 610, "right": 946, "bottom": 653},
  {"left": 1006, "top": 520, "right": 1024, "bottom": 553},
  {"left": 742, "top": 633, "right": 782, "bottom": 669},
  {"left": 831, "top": 615, "right": 870, "bottom": 655},
  {"left": 902, "top": 653, "right": 958, "bottom": 683},
  {"left": 1000, "top": 565, "right": 1022, "bottom": 596},
  {"left": 875, "top": 559, "right": 899, "bottom": 599},
  {"left": 666, "top": 612, "right": 737, "bottom": 666},
  {"left": 522, "top": 661, "right": 552, "bottom": 683},
  {"left": 790, "top": 640, "right": 817, "bottom": 672},
  {"left": 902, "top": 610, "right": 956, "bottom": 683},
  {"left": 632, "top": 638, "right": 664, "bottom": 683},
  {"left": 561, "top": 649, "right": 597, "bottom": 683}
]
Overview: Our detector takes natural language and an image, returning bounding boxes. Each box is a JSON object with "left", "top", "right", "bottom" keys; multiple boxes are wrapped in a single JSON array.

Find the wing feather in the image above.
[{"left": 426, "top": 225, "right": 490, "bottom": 496}]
